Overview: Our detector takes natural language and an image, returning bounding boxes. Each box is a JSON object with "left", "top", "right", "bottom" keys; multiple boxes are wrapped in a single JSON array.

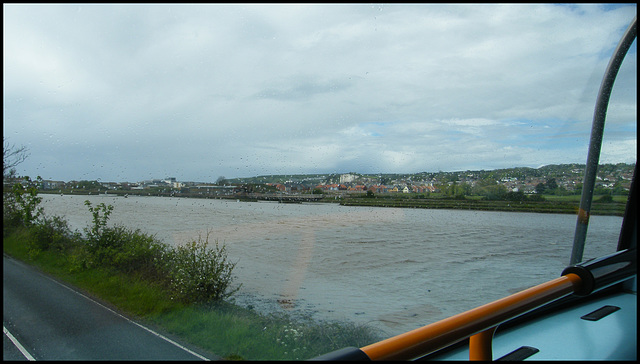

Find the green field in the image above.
[{"left": 339, "top": 195, "right": 627, "bottom": 216}]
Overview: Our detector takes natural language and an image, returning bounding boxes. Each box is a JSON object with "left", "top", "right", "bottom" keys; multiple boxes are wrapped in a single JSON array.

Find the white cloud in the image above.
[{"left": 3, "top": 3, "right": 636, "bottom": 182}]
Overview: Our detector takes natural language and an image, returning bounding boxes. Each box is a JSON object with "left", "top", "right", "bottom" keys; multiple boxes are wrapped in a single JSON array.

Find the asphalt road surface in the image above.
[{"left": 3, "top": 254, "right": 215, "bottom": 360}]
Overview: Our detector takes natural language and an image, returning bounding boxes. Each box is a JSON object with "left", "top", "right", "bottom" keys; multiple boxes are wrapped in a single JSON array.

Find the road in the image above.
[{"left": 3, "top": 254, "right": 215, "bottom": 360}]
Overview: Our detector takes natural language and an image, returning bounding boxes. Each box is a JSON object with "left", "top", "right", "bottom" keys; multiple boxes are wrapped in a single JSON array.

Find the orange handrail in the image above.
[
  {"left": 360, "top": 273, "right": 583, "bottom": 360},
  {"left": 469, "top": 326, "right": 497, "bottom": 361}
]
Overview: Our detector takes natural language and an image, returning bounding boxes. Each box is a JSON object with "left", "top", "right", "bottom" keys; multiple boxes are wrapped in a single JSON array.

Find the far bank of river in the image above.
[
  {"left": 39, "top": 190, "right": 627, "bottom": 216},
  {"left": 339, "top": 196, "right": 626, "bottom": 216}
]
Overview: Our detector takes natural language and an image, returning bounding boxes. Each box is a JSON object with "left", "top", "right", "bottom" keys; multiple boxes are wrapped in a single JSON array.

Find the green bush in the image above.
[
  {"left": 87, "top": 225, "right": 168, "bottom": 275},
  {"left": 84, "top": 200, "right": 113, "bottom": 242},
  {"left": 81, "top": 200, "right": 169, "bottom": 278},
  {"left": 81, "top": 201, "right": 240, "bottom": 303},
  {"left": 112, "top": 228, "right": 168, "bottom": 278},
  {"left": 9, "top": 198, "right": 241, "bottom": 307},
  {"left": 596, "top": 194, "right": 614, "bottom": 203},
  {"left": 527, "top": 193, "right": 546, "bottom": 201},
  {"left": 166, "top": 231, "right": 241, "bottom": 304},
  {"left": 3, "top": 178, "right": 43, "bottom": 231},
  {"left": 29, "top": 214, "right": 81, "bottom": 252}
]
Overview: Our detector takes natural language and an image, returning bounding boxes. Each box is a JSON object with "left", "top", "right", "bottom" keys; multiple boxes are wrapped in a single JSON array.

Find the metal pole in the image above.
[{"left": 570, "top": 16, "right": 637, "bottom": 265}]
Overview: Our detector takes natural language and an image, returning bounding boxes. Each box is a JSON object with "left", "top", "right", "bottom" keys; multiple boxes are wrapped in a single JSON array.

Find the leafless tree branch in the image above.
[{"left": 3, "top": 137, "right": 30, "bottom": 180}]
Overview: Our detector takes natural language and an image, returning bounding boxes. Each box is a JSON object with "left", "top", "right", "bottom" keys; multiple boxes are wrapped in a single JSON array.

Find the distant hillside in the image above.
[{"left": 227, "top": 163, "right": 634, "bottom": 186}]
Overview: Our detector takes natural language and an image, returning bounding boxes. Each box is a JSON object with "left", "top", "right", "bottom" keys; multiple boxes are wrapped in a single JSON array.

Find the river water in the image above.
[{"left": 39, "top": 194, "right": 623, "bottom": 338}]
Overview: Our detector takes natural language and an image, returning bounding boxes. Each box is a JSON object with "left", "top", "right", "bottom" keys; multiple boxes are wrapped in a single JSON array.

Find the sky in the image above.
[{"left": 3, "top": 4, "right": 637, "bottom": 183}]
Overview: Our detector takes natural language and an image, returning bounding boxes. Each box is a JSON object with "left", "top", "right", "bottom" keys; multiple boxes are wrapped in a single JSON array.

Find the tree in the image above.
[
  {"left": 504, "top": 190, "right": 526, "bottom": 201},
  {"left": 545, "top": 178, "right": 558, "bottom": 191},
  {"left": 446, "top": 181, "right": 469, "bottom": 198},
  {"left": 481, "top": 184, "right": 508, "bottom": 200},
  {"left": 3, "top": 138, "right": 38, "bottom": 229},
  {"left": 535, "top": 182, "right": 546, "bottom": 194},
  {"left": 3, "top": 137, "right": 29, "bottom": 180},
  {"left": 216, "top": 176, "right": 227, "bottom": 185},
  {"left": 5, "top": 176, "right": 43, "bottom": 227}
]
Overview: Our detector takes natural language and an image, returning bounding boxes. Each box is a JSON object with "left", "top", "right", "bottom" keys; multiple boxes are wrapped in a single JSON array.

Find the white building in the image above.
[{"left": 340, "top": 173, "right": 357, "bottom": 184}]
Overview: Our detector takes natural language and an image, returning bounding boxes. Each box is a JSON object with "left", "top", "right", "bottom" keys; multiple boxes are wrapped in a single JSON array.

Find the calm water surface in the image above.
[{"left": 39, "top": 194, "right": 623, "bottom": 338}]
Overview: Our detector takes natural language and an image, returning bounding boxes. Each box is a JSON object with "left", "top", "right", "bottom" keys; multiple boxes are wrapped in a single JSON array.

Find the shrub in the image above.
[
  {"left": 596, "top": 194, "right": 613, "bottom": 203},
  {"left": 527, "top": 193, "right": 546, "bottom": 201},
  {"left": 29, "top": 214, "right": 81, "bottom": 252},
  {"left": 166, "top": 231, "right": 241, "bottom": 304},
  {"left": 112, "top": 229, "right": 168, "bottom": 277},
  {"left": 84, "top": 200, "right": 113, "bottom": 242},
  {"left": 503, "top": 191, "right": 526, "bottom": 201},
  {"left": 82, "top": 200, "right": 168, "bottom": 277},
  {"left": 90, "top": 225, "right": 168, "bottom": 274},
  {"left": 3, "top": 178, "right": 43, "bottom": 231}
]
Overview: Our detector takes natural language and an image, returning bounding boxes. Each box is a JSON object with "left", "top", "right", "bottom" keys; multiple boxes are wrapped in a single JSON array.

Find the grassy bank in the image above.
[
  {"left": 3, "top": 224, "right": 381, "bottom": 360},
  {"left": 339, "top": 195, "right": 627, "bottom": 216},
  {"left": 3, "top": 230, "right": 177, "bottom": 317}
]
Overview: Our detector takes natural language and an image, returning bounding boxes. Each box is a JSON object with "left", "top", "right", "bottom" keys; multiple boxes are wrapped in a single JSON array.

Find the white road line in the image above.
[
  {"left": 8, "top": 257, "right": 210, "bottom": 361},
  {"left": 46, "top": 275, "right": 211, "bottom": 361},
  {"left": 4, "top": 325, "right": 36, "bottom": 361}
]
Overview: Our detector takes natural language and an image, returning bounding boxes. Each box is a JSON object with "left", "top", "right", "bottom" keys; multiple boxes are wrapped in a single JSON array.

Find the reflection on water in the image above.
[{"left": 39, "top": 194, "right": 622, "bottom": 337}]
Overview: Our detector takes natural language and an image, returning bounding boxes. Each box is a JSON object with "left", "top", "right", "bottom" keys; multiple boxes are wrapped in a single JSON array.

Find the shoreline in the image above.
[
  {"left": 338, "top": 198, "right": 625, "bottom": 216},
  {"left": 39, "top": 190, "right": 626, "bottom": 217}
]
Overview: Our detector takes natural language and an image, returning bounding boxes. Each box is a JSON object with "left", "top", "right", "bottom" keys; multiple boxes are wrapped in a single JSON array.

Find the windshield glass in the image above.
[{"left": 3, "top": 3, "right": 636, "bottom": 360}]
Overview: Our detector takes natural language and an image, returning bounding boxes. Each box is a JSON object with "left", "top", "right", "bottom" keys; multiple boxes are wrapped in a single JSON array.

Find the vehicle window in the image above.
[{"left": 3, "top": 3, "right": 636, "bottom": 360}]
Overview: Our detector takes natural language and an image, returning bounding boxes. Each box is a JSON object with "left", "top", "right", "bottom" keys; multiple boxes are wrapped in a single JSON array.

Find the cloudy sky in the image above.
[{"left": 3, "top": 4, "right": 637, "bottom": 182}]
